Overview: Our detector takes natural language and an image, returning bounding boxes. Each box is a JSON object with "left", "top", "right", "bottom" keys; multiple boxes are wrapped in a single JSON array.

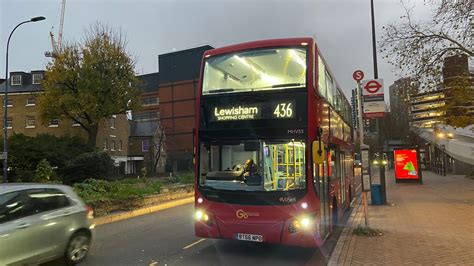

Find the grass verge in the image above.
[
  {"left": 73, "top": 178, "right": 163, "bottom": 216},
  {"left": 353, "top": 225, "right": 383, "bottom": 237}
]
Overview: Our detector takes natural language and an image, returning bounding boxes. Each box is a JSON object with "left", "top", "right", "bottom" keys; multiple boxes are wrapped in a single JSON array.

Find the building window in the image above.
[
  {"left": 5, "top": 117, "right": 12, "bottom": 129},
  {"left": 48, "top": 118, "right": 59, "bottom": 127},
  {"left": 25, "top": 116, "right": 35, "bottom": 128},
  {"left": 4, "top": 98, "right": 13, "bottom": 107},
  {"left": 32, "top": 73, "right": 43, "bottom": 84},
  {"left": 142, "top": 97, "right": 159, "bottom": 106},
  {"left": 119, "top": 140, "right": 123, "bottom": 151},
  {"left": 142, "top": 139, "right": 150, "bottom": 152},
  {"left": 26, "top": 96, "right": 36, "bottom": 106},
  {"left": 103, "top": 139, "right": 108, "bottom": 150},
  {"left": 109, "top": 116, "right": 116, "bottom": 129},
  {"left": 11, "top": 75, "right": 21, "bottom": 86},
  {"left": 133, "top": 111, "right": 159, "bottom": 121},
  {"left": 111, "top": 140, "right": 116, "bottom": 151}
]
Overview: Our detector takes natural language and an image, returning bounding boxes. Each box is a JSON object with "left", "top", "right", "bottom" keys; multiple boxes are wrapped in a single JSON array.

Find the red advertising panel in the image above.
[{"left": 394, "top": 149, "right": 422, "bottom": 183}]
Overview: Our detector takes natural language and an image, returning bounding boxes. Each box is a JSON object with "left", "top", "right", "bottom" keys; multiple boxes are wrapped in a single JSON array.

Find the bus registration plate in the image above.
[{"left": 236, "top": 233, "right": 263, "bottom": 242}]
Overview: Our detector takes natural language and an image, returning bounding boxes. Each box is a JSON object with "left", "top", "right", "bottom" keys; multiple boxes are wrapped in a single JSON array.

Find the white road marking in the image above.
[{"left": 182, "top": 238, "right": 206, "bottom": 250}]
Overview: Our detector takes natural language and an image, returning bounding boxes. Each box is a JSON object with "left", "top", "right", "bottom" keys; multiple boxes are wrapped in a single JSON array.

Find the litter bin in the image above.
[{"left": 371, "top": 184, "right": 383, "bottom": 205}]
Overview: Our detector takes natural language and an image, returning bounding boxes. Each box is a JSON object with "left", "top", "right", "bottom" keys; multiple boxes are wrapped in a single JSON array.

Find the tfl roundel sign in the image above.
[{"left": 362, "top": 79, "right": 384, "bottom": 96}]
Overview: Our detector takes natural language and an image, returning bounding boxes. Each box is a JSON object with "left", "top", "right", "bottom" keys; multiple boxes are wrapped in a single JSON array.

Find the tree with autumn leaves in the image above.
[{"left": 39, "top": 23, "right": 141, "bottom": 146}]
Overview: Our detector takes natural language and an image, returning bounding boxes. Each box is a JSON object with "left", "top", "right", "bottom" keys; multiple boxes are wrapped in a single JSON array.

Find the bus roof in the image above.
[{"left": 203, "top": 37, "right": 313, "bottom": 58}]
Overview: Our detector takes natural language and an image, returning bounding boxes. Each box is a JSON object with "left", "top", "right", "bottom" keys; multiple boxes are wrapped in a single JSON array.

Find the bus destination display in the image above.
[{"left": 211, "top": 101, "right": 295, "bottom": 121}]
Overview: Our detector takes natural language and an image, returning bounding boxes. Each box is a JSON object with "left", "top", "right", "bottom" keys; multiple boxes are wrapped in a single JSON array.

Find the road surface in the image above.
[{"left": 47, "top": 203, "right": 346, "bottom": 266}]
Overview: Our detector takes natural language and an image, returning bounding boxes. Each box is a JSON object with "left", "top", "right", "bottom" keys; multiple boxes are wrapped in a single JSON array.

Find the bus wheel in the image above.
[{"left": 332, "top": 197, "right": 338, "bottom": 229}]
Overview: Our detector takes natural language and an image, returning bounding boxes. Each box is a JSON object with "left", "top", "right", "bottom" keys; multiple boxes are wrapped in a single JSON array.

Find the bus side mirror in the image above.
[{"left": 312, "top": 141, "right": 325, "bottom": 164}]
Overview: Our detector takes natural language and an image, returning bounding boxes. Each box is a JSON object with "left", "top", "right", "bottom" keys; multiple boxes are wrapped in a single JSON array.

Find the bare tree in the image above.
[
  {"left": 152, "top": 124, "right": 166, "bottom": 174},
  {"left": 381, "top": 0, "right": 473, "bottom": 91}
]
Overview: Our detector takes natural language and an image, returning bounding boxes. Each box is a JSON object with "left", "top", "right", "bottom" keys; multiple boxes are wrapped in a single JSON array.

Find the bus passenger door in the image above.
[{"left": 312, "top": 141, "right": 330, "bottom": 240}]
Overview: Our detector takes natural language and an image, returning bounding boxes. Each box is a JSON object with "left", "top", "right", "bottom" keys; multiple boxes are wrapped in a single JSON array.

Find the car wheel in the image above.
[{"left": 65, "top": 231, "right": 91, "bottom": 264}]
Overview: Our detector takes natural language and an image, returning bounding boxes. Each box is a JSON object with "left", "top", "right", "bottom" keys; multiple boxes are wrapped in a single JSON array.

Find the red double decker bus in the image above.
[{"left": 194, "top": 38, "right": 356, "bottom": 248}]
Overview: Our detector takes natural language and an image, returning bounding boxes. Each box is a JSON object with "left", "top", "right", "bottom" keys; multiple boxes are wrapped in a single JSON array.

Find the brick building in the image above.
[
  {"left": 157, "top": 45, "right": 213, "bottom": 172},
  {"left": 129, "top": 72, "right": 166, "bottom": 175},
  {"left": 0, "top": 70, "right": 132, "bottom": 173},
  {"left": 128, "top": 46, "right": 213, "bottom": 174}
]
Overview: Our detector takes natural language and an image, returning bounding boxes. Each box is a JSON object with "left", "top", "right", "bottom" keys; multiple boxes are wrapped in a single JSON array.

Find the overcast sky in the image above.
[{"left": 1, "top": 0, "right": 432, "bottom": 101}]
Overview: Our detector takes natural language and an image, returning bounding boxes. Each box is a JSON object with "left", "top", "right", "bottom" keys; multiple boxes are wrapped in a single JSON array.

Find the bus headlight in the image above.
[
  {"left": 300, "top": 217, "right": 311, "bottom": 227},
  {"left": 195, "top": 210, "right": 212, "bottom": 225},
  {"left": 195, "top": 210, "right": 205, "bottom": 220},
  {"left": 289, "top": 216, "right": 313, "bottom": 233}
]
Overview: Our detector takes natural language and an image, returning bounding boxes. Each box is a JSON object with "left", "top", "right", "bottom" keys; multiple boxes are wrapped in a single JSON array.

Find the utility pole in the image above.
[{"left": 370, "top": 0, "right": 387, "bottom": 205}]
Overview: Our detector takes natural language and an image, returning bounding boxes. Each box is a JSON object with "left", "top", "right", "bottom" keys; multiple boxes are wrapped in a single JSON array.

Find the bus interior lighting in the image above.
[
  {"left": 233, "top": 55, "right": 280, "bottom": 84},
  {"left": 288, "top": 50, "right": 306, "bottom": 68}
]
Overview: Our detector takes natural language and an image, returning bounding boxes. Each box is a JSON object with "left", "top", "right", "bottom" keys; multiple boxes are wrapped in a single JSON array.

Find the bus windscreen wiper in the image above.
[
  {"left": 271, "top": 83, "right": 304, "bottom": 88},
  {"left": 207, "top": 88, "right": 235, "bottom": 93}
]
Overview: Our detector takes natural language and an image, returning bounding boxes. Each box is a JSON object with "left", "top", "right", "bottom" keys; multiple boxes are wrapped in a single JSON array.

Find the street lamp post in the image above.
[{"left": 3, "top": 16, "right": 45, "bottom": 183}]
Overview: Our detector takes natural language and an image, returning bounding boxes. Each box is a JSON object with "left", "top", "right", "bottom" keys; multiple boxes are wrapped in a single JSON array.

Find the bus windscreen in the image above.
[
  {"left": 199, "top": 140, "right": 306, "bottom": 191},
  {"left": 202, "top": 48, "right": 307, "bottom": 95}
]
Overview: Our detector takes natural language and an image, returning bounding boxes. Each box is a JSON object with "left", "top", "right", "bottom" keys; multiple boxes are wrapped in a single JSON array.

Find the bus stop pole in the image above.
[{"left": 357, "top": 81, "right": 369, "bottom": 227}]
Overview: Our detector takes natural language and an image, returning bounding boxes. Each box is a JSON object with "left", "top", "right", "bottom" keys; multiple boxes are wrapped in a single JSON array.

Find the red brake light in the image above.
[{"left": 86, "top": 205, "right": 94, "bottom": 219}]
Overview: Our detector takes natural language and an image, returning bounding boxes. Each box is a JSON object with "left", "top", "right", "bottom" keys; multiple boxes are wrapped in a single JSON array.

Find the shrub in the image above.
[
  {"left": 14, "top": 170, "right": 35, "bottom": 182},
  {"left": 34, "top": 159, "right": 54, "bottom": 183},
  {"left": 353, "top": 226, "right": 383, "bottom": 237},
  {"left": 61, "top": 151, "right": 114, "bottom": 184},
  {"left": 140, "top": 167, "right": 147, "bottom": 179},
  {"left": 176, "top": 171, "right": 194, "bottom": 184},
  {"left": 1, "top": 134, "right": 94, "bottom": 181}
]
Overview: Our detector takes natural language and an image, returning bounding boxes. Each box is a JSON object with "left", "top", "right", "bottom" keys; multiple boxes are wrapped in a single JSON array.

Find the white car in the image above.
[{"left": 0, "top": 184, "right": 95, "bottom": 265}]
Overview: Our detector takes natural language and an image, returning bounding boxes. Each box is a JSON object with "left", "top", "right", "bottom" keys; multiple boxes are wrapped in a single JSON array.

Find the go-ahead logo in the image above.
[{"left": 236, "top": 209, "right": 259, "bottom": 219}]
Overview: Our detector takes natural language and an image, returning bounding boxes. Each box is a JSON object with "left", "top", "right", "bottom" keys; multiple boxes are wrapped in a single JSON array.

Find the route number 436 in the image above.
[{"left": 273, "top": 102, "right": 294, "bottom": 118}]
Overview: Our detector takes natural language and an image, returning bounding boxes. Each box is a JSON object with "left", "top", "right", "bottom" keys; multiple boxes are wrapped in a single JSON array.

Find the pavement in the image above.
[{"left": 329, "top": 169, "right": 474, "bottom": 265}]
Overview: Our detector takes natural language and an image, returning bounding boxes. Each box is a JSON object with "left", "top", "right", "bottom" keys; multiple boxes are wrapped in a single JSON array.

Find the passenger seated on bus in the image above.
[
  {"left": 243, "top": 159, "right": 258, "bottom": 175},
  {"left": 243, "top": 159, "right": 261, "bottom": 185}
]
